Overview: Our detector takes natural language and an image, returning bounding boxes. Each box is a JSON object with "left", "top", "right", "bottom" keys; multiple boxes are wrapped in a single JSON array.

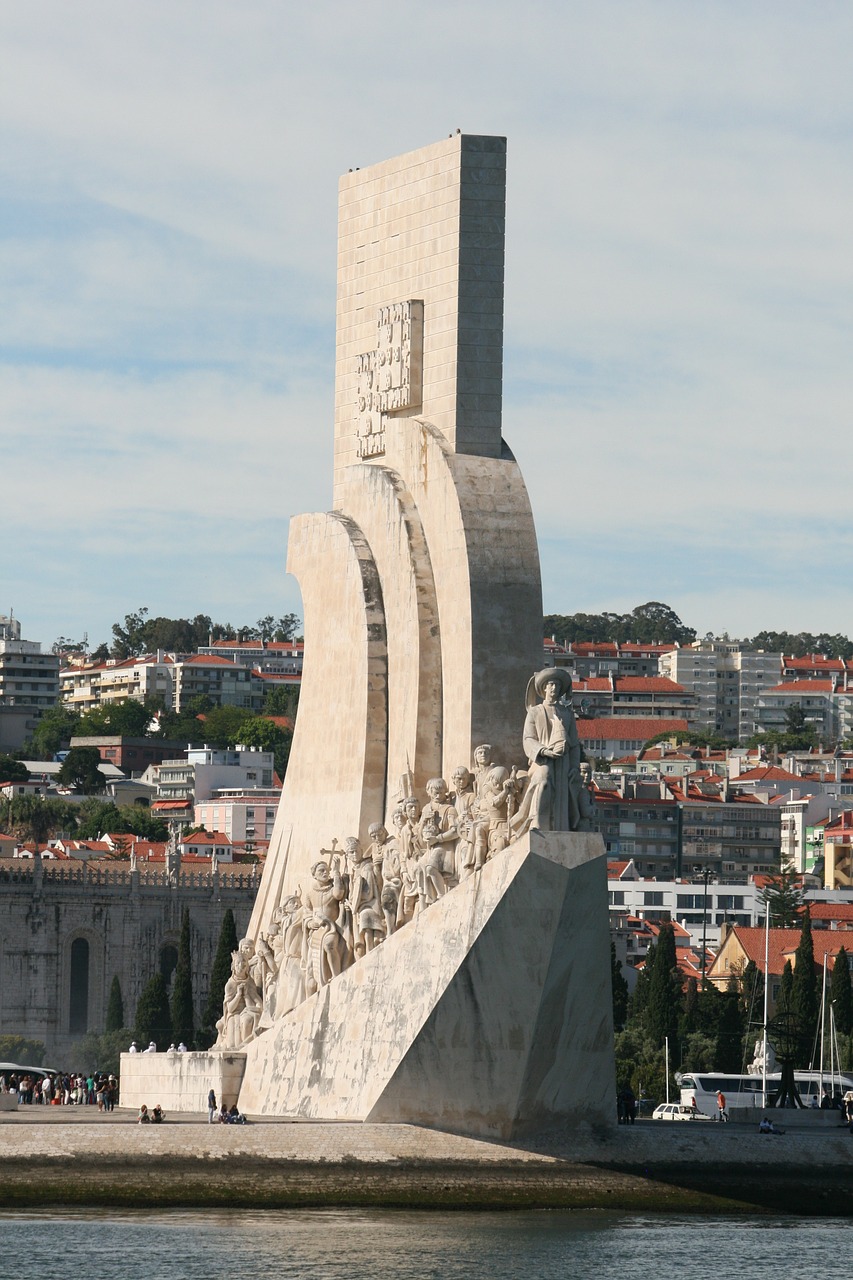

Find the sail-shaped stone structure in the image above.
[{"left": 122, "top": 137, "right": 616, "bottom": 1138}]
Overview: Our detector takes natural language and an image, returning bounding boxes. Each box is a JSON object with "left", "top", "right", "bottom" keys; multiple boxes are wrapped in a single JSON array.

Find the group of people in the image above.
[
  {"left": 136, "top": 1103, "right": 164, "bottom": 1123},
  {"left": 206, "top": 1090, "right": 246, "bottom": 1124},
  {"left": 215, "top": 676, "right": 595, "bottom": 1050},
  {"left": 0, "top": 1070, "right": 118, "bottom": 1109},
  {"left": 616, "top": 1085, "right": 637, "bottom": 1123},
  {"left": 128, "top": 1041, "right": 188, "bottom": 1054}
]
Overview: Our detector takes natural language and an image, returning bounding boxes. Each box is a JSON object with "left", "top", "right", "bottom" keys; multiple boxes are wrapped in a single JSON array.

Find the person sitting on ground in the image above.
[
  {"left": 218, "top": 1103, "right": 229, "bottom": 1123},
  {"left": 137, "top": 1104, "right": 151, "bottom": 1124},
  {"left": 759, "top": 1116, "right": 783, "bottom": 1134},
  {"left": 152, "top": 1104, "right": 164, "bottom": 1123},
  {"left": 228, "top": 1103, "right": 247, "bottom": 1125}
]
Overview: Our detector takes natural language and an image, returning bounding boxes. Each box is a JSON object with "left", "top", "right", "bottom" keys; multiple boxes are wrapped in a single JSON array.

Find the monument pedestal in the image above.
[{"left": 237, "top": 830, "right": 614, "bottom": 1140}]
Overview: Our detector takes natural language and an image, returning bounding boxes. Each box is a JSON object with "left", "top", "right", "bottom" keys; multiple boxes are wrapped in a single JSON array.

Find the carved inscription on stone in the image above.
[{"left": 355, "top": 300, "right": 423, "bottom": 459}]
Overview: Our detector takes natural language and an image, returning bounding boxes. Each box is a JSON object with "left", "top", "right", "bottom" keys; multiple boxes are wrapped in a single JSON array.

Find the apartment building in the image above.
[
  {"left": 0, "top": 621, "right": 60, "bottom": 751},
  {"left": 659, "top": 642, "right": 782, "bottom": 740}
]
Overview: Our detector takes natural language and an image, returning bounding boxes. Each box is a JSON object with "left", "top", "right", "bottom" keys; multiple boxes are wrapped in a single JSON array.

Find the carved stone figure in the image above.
[
  {"left": 416, "top": 815, "right": 449, "bottom": 910},
  {"left": 252, "top": 927, "right": 280, "bottom": 1028},
  {"left": 216, "top": 939, "right": 263, "bottom": 1048},
  {"left": 272, "top": 894, "right": 305, "bottom": 1017},
  {"left": 300, "top": 859, "right": 351, "bottom": 996},
  {"left": 165, "top": 823, "right": 181, "bottom": 885},
  {"left": 474, "top": 765, "right": 521, "bottom": 862},
  {"left": 420, "top": 777, "right": 459, "bottom": 880},
  {"left": 450, "top": 766, "right": 477, "bottom": 879},
  {"left": 472, "top": 744, "right": 493, "bottom": 800},
  {"left": 368, "top": 822, "right": 401, "bottom": 937},
  {"left": 512, "top": 668, "right": 582, "bottom": 835},
  {"left": 347, "top": 837, "right": 385, "bottom": 955}
]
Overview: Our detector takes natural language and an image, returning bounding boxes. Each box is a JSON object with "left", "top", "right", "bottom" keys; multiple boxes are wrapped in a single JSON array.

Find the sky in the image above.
[{"left": 2, "top": 1, "right": 851, "bottom": 651}]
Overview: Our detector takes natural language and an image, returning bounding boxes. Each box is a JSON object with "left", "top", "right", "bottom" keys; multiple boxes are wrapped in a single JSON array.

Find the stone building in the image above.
[{"left": 0, "top": 855, "right": 257, "bottom": 1062}]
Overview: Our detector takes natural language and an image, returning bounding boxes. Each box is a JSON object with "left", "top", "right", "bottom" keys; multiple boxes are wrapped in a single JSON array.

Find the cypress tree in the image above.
[
  {"left": 791, "top": 906, "right": 819, "bottom": 1061},
  {"left": 134, "top": 973, "right": 172, "bottom": 1050},
  {"left": 611, "top": 941, "right": 629, "bottom": 1032},
  {"left": 830, "top": 946, "right": 853, "bottom": 1037},
  {"left": 740, "top": 959, "right": 765, "bottom": 1024},
  {"left": 105, "top": 975, "right": 124, "bottom": 1033},
  {"left": 170, "top": 907, "right": 195, "bottom": 1047},
  {"left": 201, "top": 908, "right": 239, "bottom": 1042},
  {"left": 714, "top": 979, "right": 746, "bottom": 1072},
  {"left": 758, "top": 857, "right": 804, "bottom": 927},
  {"left": 644, "top": 923, "right": 682, "bottom": 1048},
  {"left": 777, "top": 959, "right": 794, "bottom": 1015}
]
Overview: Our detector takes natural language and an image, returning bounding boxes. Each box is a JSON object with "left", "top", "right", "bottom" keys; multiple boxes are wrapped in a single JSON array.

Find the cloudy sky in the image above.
[{"left": 2, "top": 1, "right": 851, "bottom": 650}]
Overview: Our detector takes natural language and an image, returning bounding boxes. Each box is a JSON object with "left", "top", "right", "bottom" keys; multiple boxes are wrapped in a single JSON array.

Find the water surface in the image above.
[{"left": 1, "top": 1208, "right": 846, "bottom": 1280}]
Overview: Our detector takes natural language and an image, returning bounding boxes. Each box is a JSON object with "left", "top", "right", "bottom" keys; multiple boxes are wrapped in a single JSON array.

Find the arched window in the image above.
[
  {"left": 69, "top": 938, "right": 89, "bottom": 1034},
  {"left": 159, "top": 944, "right": 178, "bottom": 986}
]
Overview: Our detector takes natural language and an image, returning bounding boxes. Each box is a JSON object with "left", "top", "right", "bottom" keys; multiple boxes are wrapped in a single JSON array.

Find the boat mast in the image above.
[{"left": 762, "top": 900, "right": 770, "bottom": 1106}]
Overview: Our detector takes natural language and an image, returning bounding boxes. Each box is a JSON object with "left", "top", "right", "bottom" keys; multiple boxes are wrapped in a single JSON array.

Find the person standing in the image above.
[
  {"left": 716, "top": 1089, "right": 727, "bottom": 1121},
  {"left": 208, "top": 1088, "right": 217, "bottom": 1124}
]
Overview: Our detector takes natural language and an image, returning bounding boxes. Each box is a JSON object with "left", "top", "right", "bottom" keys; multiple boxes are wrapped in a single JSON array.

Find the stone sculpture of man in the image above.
[
  {"left": 347, "top": 837, "right": 385, "bottom": 956},
  {"left": 300, "top": 859, "right": 351, "bottom": 995},
  {"left": 512, "top": 668, "right": 582, "bottom": 834}
]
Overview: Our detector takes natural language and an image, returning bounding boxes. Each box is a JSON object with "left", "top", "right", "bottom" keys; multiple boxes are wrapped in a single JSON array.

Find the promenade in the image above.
[{"left": 2, "top": 1111, "right": 852, "bottom": 1214}]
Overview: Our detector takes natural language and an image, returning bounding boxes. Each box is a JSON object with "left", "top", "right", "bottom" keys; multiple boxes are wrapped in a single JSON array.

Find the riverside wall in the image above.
[{"left": 1, "top": 1113, "right": 852, "bottom": 1215}]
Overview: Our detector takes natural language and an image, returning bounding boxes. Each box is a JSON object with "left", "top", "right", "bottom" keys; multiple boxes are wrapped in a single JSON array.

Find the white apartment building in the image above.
[
  {"left": 0, "top": 624, "right": 60, "bottom": 752},
  {"left": 60, "top": 652, "right": 265, "bottom": 715},
  {"left": 194, "top": 789, "right": 280, "bottom": 844},
  {"left": 659, "top": 642, "right": 782, "bottom": 740},
  {"left": 144, "top": 746, "right": 276, "bottom": 807}
]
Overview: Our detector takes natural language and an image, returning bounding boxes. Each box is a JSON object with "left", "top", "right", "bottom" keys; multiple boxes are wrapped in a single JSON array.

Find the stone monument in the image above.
[{"left": 122, "top": 135, "right": 616, "bottom": 1136}]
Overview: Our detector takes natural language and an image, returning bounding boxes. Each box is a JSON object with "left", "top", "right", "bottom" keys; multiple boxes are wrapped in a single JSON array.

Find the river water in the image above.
[{"left": 0, "top": 1209, "right": 847, "bottom": 1280}]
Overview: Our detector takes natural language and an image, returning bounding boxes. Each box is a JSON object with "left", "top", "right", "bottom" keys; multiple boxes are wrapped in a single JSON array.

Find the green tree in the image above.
[
  {"left": 77, "top": 697, "right": 155, "bottom": 738},
  {"left": 740, "top": 959, "right": 766, "bottom": 1026},
  {"left": 111, "top": 607, "right": 151, "bottom": 659},
  {"left": 791, "top": 907, "right": 819, "bottom": 1059},
  {"left": 714, "top": 979, "right": 746, "bottom": 1071},
  {"left": 758, "top": 857, "right": 804, "bottom": 927},
  {"left": 56, "top": 746, "right": 105, "bottom": 794},
  {"left": 830, "top": 946, "right": 853, "bottom": 1037},
  {"left": 105, "top": 976, "right": 124, "bottom": 1033},
  {"left": 6, "top": 795, "right": 77, "bottom": 848},
  {"left": 200, "top": 909, "right": 238, "bottom": 1045},
  {"left": 26, "top": 705, "right": 81, "bottom": 760},
  {"left": 170, "top": 908, "right": 195, "bottom": 1048},
  {"left": 134, "top": 973, "right": 172, "bottom": 1050},
  {"left": 199, "top": 705, "right": 256, "bottom": 749},
  {"left": 777, "top": 959, "right": 795, "bottom": 1015},
  {"left": 0, "top": 756, "right": 29, "bottom": 783},
  {"left": 262, "top": 683, "right": 300, "bottom": 719},
  {"left": 543, "top": 601, "right": 696, "bottom": 647},
  {"left": 643, "top": 924, "right": 682, "bottom": 1048},
  {"left": 239, "top": 716, "right": 293, "bottom": 777},
  {"left": 71, "top": 1027, "right": 132, "bottom": 1076},
  {"left": 611, "top": 941, "right": 629, "bottom": 1032},
  {"left": 0, "top": 1034, "right": 45, "bottom": 1065}
]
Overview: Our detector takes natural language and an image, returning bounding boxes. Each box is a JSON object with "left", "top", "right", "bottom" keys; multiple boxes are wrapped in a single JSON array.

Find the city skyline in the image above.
[{"left": 3, "top": 2, "right": 851, "bottom": 650}]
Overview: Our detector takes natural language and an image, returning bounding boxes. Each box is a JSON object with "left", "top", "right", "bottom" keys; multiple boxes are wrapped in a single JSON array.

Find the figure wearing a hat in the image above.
[{"left": 512, "top": 667, "right": 581, "bottom": 836}]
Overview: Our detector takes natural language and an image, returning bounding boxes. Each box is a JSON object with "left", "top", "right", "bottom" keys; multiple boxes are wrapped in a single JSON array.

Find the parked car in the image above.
[{"left": 652, "top": 1102, "right": 710, "bottom": 1121}]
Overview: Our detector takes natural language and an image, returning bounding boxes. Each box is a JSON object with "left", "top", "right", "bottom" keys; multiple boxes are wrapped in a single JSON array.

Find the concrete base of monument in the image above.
[
  {"left": 237, "top": 829, "right": 615, "bottom": 1139},
  {"left": 119, "top": 1050, "right": 246, "bottom": 1112}
]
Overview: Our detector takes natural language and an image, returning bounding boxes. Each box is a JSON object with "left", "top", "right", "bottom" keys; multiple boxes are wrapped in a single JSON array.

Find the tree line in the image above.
[
  {"left": 544, "top": 602, "right": 853, "bottom": 659},
  {"left": 55, "top": 607, "right": 302, "bottom": 663}
]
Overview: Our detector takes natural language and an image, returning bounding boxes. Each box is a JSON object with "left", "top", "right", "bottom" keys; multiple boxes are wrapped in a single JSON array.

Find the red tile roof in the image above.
[
  {"left": 576, "top": 717, "right": 689, "bottom": 741},
  {"left": 765, "top": 680, "right": 835, "bottom": 694},
  {"left": 714, "top": 926, "right": 850, "bottom": 976}
]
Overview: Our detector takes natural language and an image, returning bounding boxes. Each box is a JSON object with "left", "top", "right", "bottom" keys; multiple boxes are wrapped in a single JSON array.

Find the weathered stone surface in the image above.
[
  {"left": 119, "top": 1050, "right": 246, "bottom": 1112},
  {"left": 238, "top": 831, "right": 613, "bottom": 1139}
]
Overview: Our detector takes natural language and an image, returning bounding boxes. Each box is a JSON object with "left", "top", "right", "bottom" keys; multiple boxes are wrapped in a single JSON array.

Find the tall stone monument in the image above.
[{"left": 124, "top": 136, "right": 616, "bottom": 1138}]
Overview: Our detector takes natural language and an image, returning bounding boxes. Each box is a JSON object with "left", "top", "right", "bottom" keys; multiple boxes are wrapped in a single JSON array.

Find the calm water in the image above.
[{"left": 0, "top": 1210, "right": 848, "bottom": 1280}]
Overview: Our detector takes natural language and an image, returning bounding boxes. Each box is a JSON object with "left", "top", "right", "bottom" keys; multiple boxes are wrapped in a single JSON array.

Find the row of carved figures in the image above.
[{"left": 215, "top": 668, "right": 593, "bottom": 1049}]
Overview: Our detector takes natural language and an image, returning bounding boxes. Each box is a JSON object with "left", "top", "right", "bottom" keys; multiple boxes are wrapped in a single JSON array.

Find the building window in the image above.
[
  {"left": 69, "top": 938, "right": 89, "bottom": 1035},
  {"left": 644, "top": 892, "right": 664, "bottom": 907},
  {"left": 160, "top": 944, "right": 178, "bottom": 987}
]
